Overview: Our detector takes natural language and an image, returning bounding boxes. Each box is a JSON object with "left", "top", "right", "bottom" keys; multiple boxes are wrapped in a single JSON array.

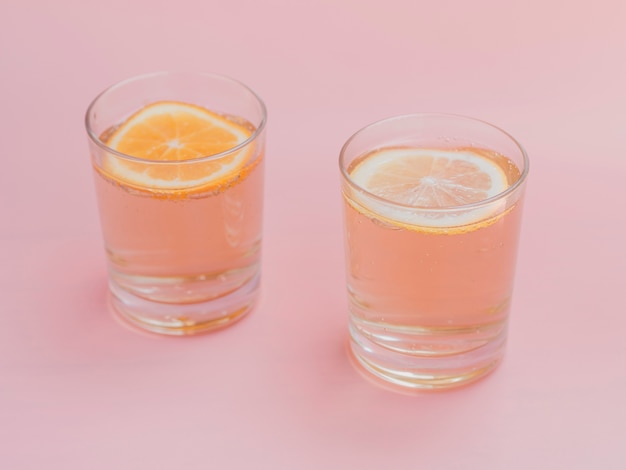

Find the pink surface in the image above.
[{"left": 1, "top": 0, "right": 625, "bottom": 468}]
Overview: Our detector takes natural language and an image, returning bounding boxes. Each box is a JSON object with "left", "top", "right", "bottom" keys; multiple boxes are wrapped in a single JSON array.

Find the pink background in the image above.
[{"left": 2, "top": 0, "right": 625, "bottom": 468}]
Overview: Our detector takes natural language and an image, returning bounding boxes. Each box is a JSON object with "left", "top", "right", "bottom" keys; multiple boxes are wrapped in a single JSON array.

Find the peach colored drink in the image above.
[
  {"left": 340, "top": 115, "right": 528, "bottom": 391},
  {"left": 93, "top": 143, "right": 263, "bottom": 311}
]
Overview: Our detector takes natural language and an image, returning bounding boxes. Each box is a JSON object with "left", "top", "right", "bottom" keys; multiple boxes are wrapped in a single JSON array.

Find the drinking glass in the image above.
[
  {"left": 340, "top": 114, "right": 528, "bottom": 390},
  {"left": 86, "top": 72, "right": 266, "bottom": 335}
]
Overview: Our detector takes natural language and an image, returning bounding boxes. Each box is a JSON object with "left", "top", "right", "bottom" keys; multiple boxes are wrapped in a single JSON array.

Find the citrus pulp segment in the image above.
[
  {"left": 103, "top": 101, "right": 254, "bottom": 192},
  {"left": 348, "top": 148, "right": 510, "bottom": 228}
]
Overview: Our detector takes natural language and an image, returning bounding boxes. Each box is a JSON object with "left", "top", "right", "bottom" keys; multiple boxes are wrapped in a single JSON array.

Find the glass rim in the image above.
[
  {"left": 339, "top": 112, "right": 530, "bottom": 213},
  {"left": 85, "top": 71, "right": 267, "bottom": 165}
]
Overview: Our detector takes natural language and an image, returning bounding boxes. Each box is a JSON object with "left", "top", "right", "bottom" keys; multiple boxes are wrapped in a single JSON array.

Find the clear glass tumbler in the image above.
[
  {"left": 340, "top": 114, "right": 528, "bottom": 390},
  {"left": 86, "top": 72, "right": 266, "bottom": 335}
]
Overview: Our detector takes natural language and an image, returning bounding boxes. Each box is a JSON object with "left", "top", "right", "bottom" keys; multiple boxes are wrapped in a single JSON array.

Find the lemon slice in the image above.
[
  {"left": 348, "top": 148, "right": 510, "bottom": 227},
  {"left": 103, "top": 101, "right": 253, "bottom": 191}
]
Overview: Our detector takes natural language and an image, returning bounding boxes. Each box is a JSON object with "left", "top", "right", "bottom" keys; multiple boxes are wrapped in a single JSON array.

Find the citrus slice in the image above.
[
  {"left": 348, "top": 148, "right": 510, "bottom": 227},
  {"left": 103, "top": 101, "right": 253, "bottom": 191}
]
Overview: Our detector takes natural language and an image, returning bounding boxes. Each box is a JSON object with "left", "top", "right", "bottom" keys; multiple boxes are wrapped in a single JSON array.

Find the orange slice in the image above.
[
  {"left": 348, "top": 148, "right": 510, "bottom": 227},
  {"left": 103, "top": 101, "right": 253, "bottom": 191}
]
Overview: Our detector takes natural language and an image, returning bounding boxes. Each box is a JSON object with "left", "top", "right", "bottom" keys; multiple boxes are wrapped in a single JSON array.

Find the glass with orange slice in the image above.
[
  {"left": 86, "top": 72, "right": 266, "bottom": 335},
  {"left": 340, "top": 114, "right": 529, "bottom": 391}
]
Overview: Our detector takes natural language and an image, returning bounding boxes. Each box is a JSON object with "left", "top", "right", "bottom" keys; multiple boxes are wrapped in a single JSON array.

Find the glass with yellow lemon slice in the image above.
[
  {"left": 340, "top": 114, "right": 528, "bottom": 391},
  {"left": 86, "top": 72, "right": 266, "bottom": 335}
]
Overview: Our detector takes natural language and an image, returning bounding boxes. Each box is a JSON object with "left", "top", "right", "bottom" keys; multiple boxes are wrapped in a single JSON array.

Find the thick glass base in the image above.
[
  {"left": 348, "top": 316, "right": 507, "bottom": 392},
  {"left": 108, "top": 271, "right": 259, "bottom": 336}
]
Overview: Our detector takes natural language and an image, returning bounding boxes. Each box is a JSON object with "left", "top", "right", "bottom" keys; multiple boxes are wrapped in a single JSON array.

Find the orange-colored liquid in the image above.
[
  {"left": 344, "top": 199, "right": 522, "bottom": 326},
  {"left": 343, "top": 147, "right": 524, "bottom": 388},
  {"left": 95, "top": 156, "right": 263, "bottom": 293}
]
